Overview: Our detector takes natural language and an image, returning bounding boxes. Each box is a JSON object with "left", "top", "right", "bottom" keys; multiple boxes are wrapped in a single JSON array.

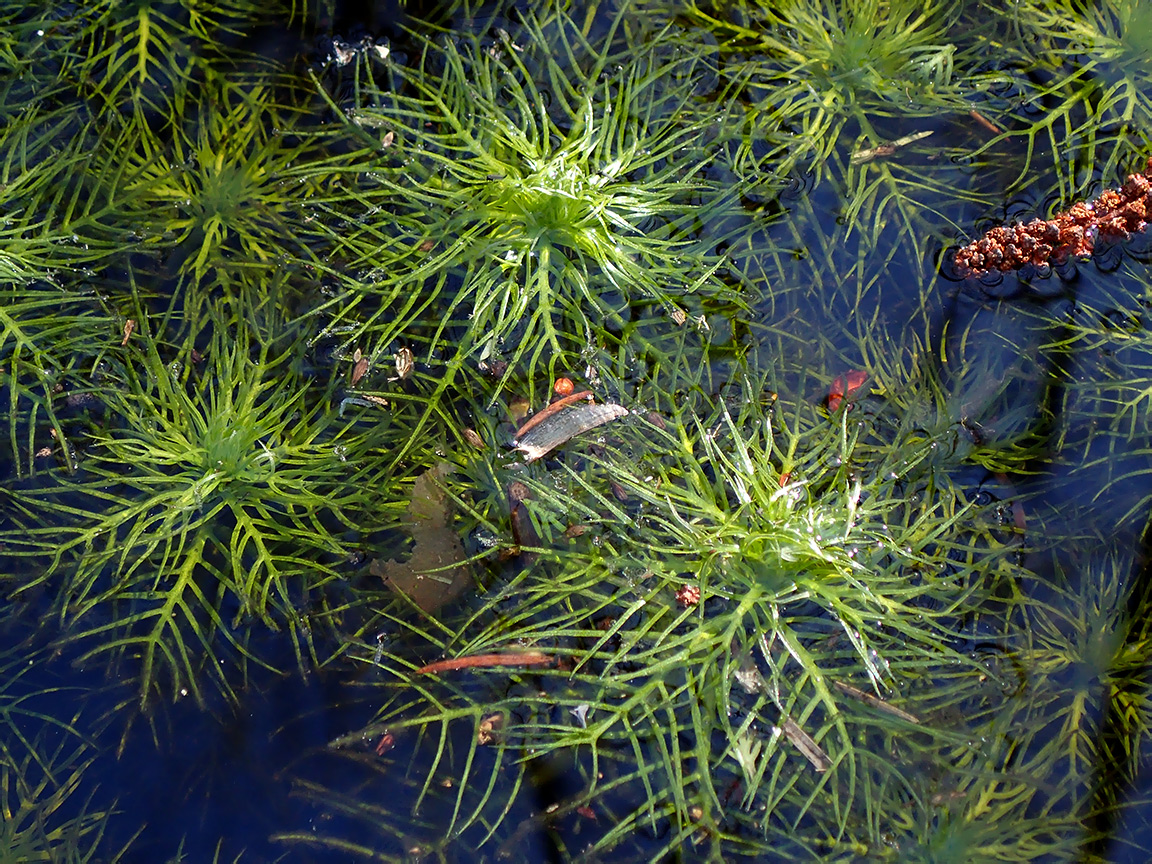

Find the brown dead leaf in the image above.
[
  {"left": 477, "top": 712, "right": 504, "bottom": 745},
  {"left": 513, "top": 401, "right": 629, "bottom": 461},
  {"left": 351, "top": 356, "right": 370, "bottom": 386},
  {"left": 369, "top": 463, "right": 472, "bottom": 613}
]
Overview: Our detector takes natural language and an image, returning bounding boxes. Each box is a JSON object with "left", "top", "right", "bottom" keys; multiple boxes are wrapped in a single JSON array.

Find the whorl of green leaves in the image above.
[
  {"left": 306, "top": 5, "right": 746, "bottom": 397},
  {"left": 1, "top": 0, "right": 1152, "bottom": 860},
  {"left": 1, "top": 292, "right": 406, "bottom": 706}
]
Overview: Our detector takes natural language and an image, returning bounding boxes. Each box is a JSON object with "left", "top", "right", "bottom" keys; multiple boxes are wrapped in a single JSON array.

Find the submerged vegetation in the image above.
[
  {"left": 307, "top": 6, "right": 747, "bottom": 399},
  {"left": 1, "top": 0, "right": 1152, "bottom": 860},
  {"left": 3, "top": 294, "right": 406, "bottom": 705}
]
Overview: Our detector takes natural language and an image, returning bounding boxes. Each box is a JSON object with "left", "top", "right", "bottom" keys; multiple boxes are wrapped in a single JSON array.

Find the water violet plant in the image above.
[
  {"left": 0, "top": 0, "right": 1151, "bottom": 860},
  {"left": 112, "top": 74, "right": 329, "bottom": 280},
  {"left": 1, "top": 291, "right": 407, "bottom": 706},
  {"left": 676, "top": 0, "right": 980, "bottom": 175},
  {"left": 286, "top": 355, "right": 1040, "bottom": 859},
  {"left": 307, "top": 3, "right": 748, "bottom": 396}
]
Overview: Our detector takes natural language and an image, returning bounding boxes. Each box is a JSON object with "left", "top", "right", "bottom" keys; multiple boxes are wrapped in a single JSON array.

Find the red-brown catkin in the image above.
[{"left": 954, "top": 158, "right": 1152, "bottom": 277}]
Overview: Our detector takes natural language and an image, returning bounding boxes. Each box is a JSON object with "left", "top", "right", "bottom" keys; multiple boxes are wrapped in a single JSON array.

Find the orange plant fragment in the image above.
[{"left": 826, "top": 370, "right": 868, "bottom": 412}]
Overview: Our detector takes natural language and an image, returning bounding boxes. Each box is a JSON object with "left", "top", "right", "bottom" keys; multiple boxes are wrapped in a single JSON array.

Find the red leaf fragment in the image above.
[
  {"left": 513, "top": 390, "right": 593, "bottom": 439},
  {"left": 826, "top": 370, "right": 868, "bottom": 411},
  {"left": 415, "top": 651, "right": 554, "bottom": 675}
]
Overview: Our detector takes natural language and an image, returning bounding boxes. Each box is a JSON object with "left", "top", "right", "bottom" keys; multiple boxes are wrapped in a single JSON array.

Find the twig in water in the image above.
[{"left": 415, "top": 651, "right": 554, "bottom": 675}]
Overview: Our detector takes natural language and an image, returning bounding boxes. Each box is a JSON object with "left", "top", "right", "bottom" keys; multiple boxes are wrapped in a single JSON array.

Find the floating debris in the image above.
[
  {"left": 826, "top": 370, "right": 868, "bottom": 411},
  {"left": 512, "top": 393, "right": 628, "bottom": 461},
  {"left": 675, "top": 583, "right": 701, "bottom": 607},
  {"left": 390, "top": 346, "right": 414, "bottom": 381},
  {"left": 849, "top": 129, "right": 932, "bottom": 165},
  {"left": 954, "top": 156, "right": 1152, "bottom": 276},
  {"left": 514, "top": 389, "right": 593, "bottom": 437},
  {"left": 350, "top": 348, "right": 369, "bottom": 385},
  {"left": 338, "top": 394, "right": 387, "bottom": 416},
  {"left": 507, "top": 480, "right": 538, "bottom": 556},
  {"left": 477, "top": 712, "right": 504, "bottom": 745},
  {"left": 415, "top": 651, "right": 554, "bottom": 675},
  {"left": 777, "top": 717, "right": 832, "bottom": 773},
  {"left": 968, "top": 109, "right": 1002, "bottom": 136},
  {"left": 370, "top": 462, "right": 471, "bottom": 613},
  {"left": 832, "top": 680, "right": 920, "bottom": 724}
]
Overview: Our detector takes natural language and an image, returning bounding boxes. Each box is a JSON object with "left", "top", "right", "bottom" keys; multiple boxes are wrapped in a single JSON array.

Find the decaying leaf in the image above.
[
  {"left": 826, "top": 370, "right": 868, "bottom": 411},
  {"left": 506, "top": 480, "right": 538, "bottom": 556},
  {"left": 513, "top": 401, "right": 629, "bottom": 461},
  {"left": 390, "top": 346, "right": 414, "bottom": 381},
  {"left": 369, "top": 462, "right": 472, "bottom": 612},
  {"left": 832, "top": 680, "right": 920, "bottom": 724},
  {"left": 777, "top": 717, "right": 831, "bottom": 772},
  {"left": 351, "top": 354, "right": 370, "bottom": 386},
  {"left": 477, "top": 712, "right": 504, "bottom": 745}
]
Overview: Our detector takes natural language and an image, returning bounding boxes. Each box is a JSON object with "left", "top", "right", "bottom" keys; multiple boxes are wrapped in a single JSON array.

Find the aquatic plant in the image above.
[
  {"left": 0, "top": 107, "right": 148, "bottom": 478},
  {"left": 624, "top": 0, "right": 1012, "bottom": 303},
  {"left": 0, "top": 0, "right": 1150, "bottom": 859},
  {"left": 0, "top": 744, "right": 113, "bottom": 862},
  {"left": 68, "top": 0, "right": 299, "bottom": 113},
  {"left": 0, "top": 284, "right": 118, "bottom": 480},
  {"left": 671, "top": 0, "right": 987, "bottom": 173},
  {"left": 284, "top": 352, "right": 1038, "bottom": 858},
  {"left": 0, "top": 290, "right": 408, "bottom": 706},
  {"left": 972, "top": 0, "right": 1152, "bottom": 196},
  {"left": 0, "top": 106, "right": 132, "bottom": 284},
  {"left": 0, "top": 646, "right": 115, "bottom": 863},
  {"left": 307, "top": 2, "right": 748, "bottom": 398},
  {"left": 1036, "top": 256, "right": 1152, "bottom": 535},
  {"left": 111, "top": 74, "right": 328, "bottom": 280},
  {"left": 871, "top": 547, "right": 1149, "bottom": 863}
]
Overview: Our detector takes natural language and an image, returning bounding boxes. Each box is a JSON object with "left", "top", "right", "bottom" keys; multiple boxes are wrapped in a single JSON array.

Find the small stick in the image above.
[
  {"left": 832, "top": 680, "right": 920, "bottom": 724},
  {"left": 969, "top": 109, "right": 1002, "bottom": 136},
  {"left": 778, "top": 717, "right": 832, "bottom": 772},
  {"left": 415, "top": 651, "right": 554, "bottom": 675},
  {"left": 850, "top": 129, "right": 933, "bottom": 164}
]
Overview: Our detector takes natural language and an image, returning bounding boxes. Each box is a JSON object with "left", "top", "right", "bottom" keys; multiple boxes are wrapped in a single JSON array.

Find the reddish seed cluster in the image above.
[
  {"left": 954, "top": 158, "right": 1152, "bottom": 277},
  {"left": 675, "top": 584, "right": 701, "bottom": 607}
]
